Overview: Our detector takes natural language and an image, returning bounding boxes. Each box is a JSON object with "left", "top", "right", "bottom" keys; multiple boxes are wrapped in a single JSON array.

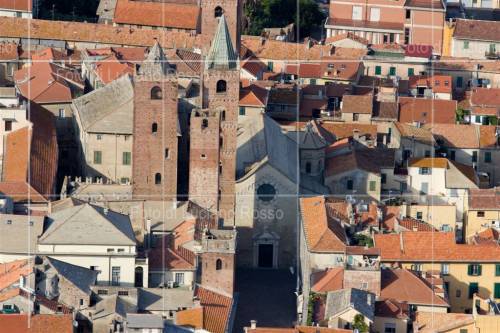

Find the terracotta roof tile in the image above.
[
  {"left": 0, "top": 0, "right": 31, "bottom": 11},
  {"left": 381, "top": 269, "right": 448, "bottom": 306},
  {"left": 326, "top": 149, "right": 395, "bottom": 177},
  {"left": 325, "top": 32, "right": 369, "bottom": 46},
  {"left": 423, "top": 124, "right": 494, "bottom": 149},
  {"left": 3, "top": 103, "right": 58, "bottom": 200},
  {"left": 320, "top": 59, "right": 362, "bottom": 81},
  {"left": 285, "top": 63, "right": 322, "bottom": 78},
  {"left": 375, "top": 299, "right": 409, "bottom": 319},
  {"left": 374, "top": 231, "right": 500, "bottom": 262},
  {"left": 311, "top": 267, "right": 344, "bottom": 293},
  {"left": 341, "top": 94, "right": 373, "bottom": 114},
  {"left": 415, "top": 311, "right": 475, "bottom": 333},
  {"left": 176, "top": 307, "right": 203, "bottom": 329},
  {"left": 408, "top": 157, "right": 448, "bottom": 168},
  {"left": 113, "top": 0, "right": 199, "bottom": 30},
  {"left": 0, "top": 314, "right": 73, "bottom": 333},
  {"left": 196, "top": 287, "right": 233, "bottom": 333},
  {"left": 240, "top": 85, "right": 269, "bottom": 107},
  {"left": 394, "top": 122, "right": 435, "bottom": 145},
  {"left": 0, "top": 259, "right": 31, "bottom": 291},
  {"left": 398, "top": 97, "right": 456, "bottom": 124},
  {"left": 0, "top": 42, "right": 18, "bottom": 60},
  {"left": 468, "top": 187, "right": 500, "bottom": 210},
  {"left": 300, "top": 196, "right": 347, "bottom": 253},
  {"left": 398, "top": 218, "right": 437, "bottom": 231},
  {"left": 470, "top": 88, "right": 500, "bottom": 107},
  {"left": 454, "top": 19, "right": 500, "bottom": 42},
  {"left": 320, "top": 122, "right": 377, "bottom": 140},
  {"left": 241, "top": 57, "right": 268, "bottom": 77},
  {"left": 0, "top": 17, "right": 200, "bottom": 49}
]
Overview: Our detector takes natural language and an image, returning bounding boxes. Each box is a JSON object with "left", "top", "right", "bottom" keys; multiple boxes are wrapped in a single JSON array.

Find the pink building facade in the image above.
[{"left": 325, "top": 0, "right": 445, "bottom": 53}]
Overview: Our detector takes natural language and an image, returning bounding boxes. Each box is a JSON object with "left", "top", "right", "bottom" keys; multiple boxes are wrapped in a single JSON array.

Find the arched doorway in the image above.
[{"left": 134, "top": 267, "right": 143, "bottom": 287}]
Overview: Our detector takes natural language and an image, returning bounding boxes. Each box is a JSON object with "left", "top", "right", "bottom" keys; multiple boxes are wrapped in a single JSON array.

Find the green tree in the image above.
[{"left": 353, "top": 314, "right": 369, "bottom": 333}]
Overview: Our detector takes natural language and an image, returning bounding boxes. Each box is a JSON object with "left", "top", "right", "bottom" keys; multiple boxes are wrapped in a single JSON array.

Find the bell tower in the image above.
[{"left": 200, "top": 0, "right": 240, "bottom": 54}]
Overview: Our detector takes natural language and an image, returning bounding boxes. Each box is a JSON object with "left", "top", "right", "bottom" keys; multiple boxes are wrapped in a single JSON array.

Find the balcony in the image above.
[{"left": 485, "top": 51, "right": 500, "bottom": 59}]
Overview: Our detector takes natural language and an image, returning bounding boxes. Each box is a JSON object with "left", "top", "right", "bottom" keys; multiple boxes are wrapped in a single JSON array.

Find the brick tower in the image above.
[
  {"left": 189, "top": 15, "right": 239, "bottom": 226},
  {"left": 132, "top": 42, "right": 179, "bottom": 201},
  {"left": 199, "top": 228, "right": 236, "bottom": 295},
  {"left": 200, "top": 0, "right": 240, "bottom": 53}
]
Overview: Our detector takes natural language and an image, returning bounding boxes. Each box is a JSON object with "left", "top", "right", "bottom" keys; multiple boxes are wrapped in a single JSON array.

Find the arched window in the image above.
[
  {"left": 216, "top": 259, "right": 222, "bottom": 270},
  {"left": 202, "top": 118, "right": 208, "bottom": 129},
  {"left": 214, "top": 6, "right": 223, "bottom": 18},
  {"left": 155, "top": 173, "right": 162, "bottom": 185},
  {"left": 216, "top": 80, "right": 227, "bottom": 93},
  {"left": 134, "top": 267, "right": 143, "bottom": 287},
  {"left": 151, "top": 86, "right": 162, "bottom": 100},
  {"left": 219, "top": 136, "right": 223, "bottom": 148},
  {"left": 152, "top": 123, "right": 158, "bottom": 133},
  {"left": 221, "top": 110, "right": 226, "bottom": 121}
]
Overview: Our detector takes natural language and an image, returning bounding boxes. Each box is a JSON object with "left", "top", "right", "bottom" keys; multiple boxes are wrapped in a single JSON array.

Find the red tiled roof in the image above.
[
  {"left": 470, "top": 88, "right": 500, "bottom": 107},
  {"left": 398, "top": 218, "right": 437, "bottom": 231},
  {"left": 0, "top": 314, "right": 73, "bottom": 333},
  {"left": 341, "top": 94, "right": 373, "bottom": 114},
  {"left": 196, "top": 287, "right": 233, "bottom": 333},
  {"left": 320, "top": 59, "right": 362, "bottom": 81},
  {"left": 325, "top": 32, "right": 369, "bottom": 46},
  {"left": 398, "top": 97, "right": 456, "bottom": 124},
  {"left": 240, "top": 85, "right": 269, "bottom": 107},
  {"left": 374, "top": 231, "right": 500, "bottom": 262},
  {"left": 381, "top": 269, "right": 448, "bottom": 307},
  {"left": 0, "top": 0, "right": 31, "bottom": 11},
  {"left": 148, "top": 235, "right": 195, "bottom": 271},
  {"left": 375, "top": 299, "right": 409, "bottom": 319},
  {"left": 311, "top": 267, "right": 344, "bottom": 293},
  {"left": 247, "top": 327, "right": 352, "bottom": 333},
  {"left": 454, "top": 19, "right": 500, "bottom": 42},
  {"left": 0, "top": 17, "right": 201, "bottom": 49},
  {"left": 300, "top": 196, "right": 347, "bottom": 253},
  {"left": 113, "top": 0, "right": 199, "bottom": 30},
  {"left": 14, "top": 62, "right": 83, "bottom": 103},
  {"left": 468, "top": 188, "right": 500, "bottom": 210},
  {"left": 415, "top": 311, "right": 475, "bottom": 333},
  {"left": 3, "top": 103, "right": 58, "bottom": 200},
  {"left": 0, "top": 181, "right": 47, "bottom": 203},
  {"left": 95, "top": 55, "right": 135, "bottom": 84},
  {"left": 0, "top": 259, "right": 31, "bottom": 291},
  {"left": 241, "top": 57, "right": 268, "bottom": 78},
  {"left": 176, "top": 307, "right": 203, "bottom": 329},
  {"left": 320, "top": 122, "right": 377, "bottom": 140},
  {"left": 285, "top": 63, "right": 322, "bottom": 78}
]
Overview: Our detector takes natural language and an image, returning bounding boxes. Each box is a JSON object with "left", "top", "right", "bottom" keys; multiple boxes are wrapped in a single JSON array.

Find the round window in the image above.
[{"left": 257, "top": 183, "right": 276, "bottom": 202}]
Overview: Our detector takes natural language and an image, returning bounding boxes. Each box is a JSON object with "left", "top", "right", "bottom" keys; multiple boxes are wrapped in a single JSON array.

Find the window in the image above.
[
  {"left": 495, "top": 264, "right": 500, "bottom": 276},
  {"left": 117, "top": 248, "right": 125, "bottom": 253},
  {"left": 353, "top": 113, "right": 360, "bottom": 121},
  {"left": 216, "top": 259, "right": 222, "bottom": 270},
  {"left": 118, "top": 290, "right": 129, "bottom": 296},
  {"left": 408, "top": 68, "right": 414, "bottom": 77},
  {"left": 384, "top": 323, "right": 396, "bottom": 333},
  {"left": 457, "top": 77, "right": 463, "bottom": 88},
  {"left": 122, "top": 152, "right": 131, "bottom": 165},
  {"left": 151, "top": 86, "right": 162, "bottom": 99},
  {"left": 389, "top": 67, "right": 396, "bottom": 76},
  {"left": 58, "top": 108, "right": 65, "bottom": 118},
  {"left": 456, "top": 289, "right": 461, "bottom": 297},
  {"left": 216, "top": 80, "right": 227, "bottom": 93},
  {"left": 375, "top": 66, "right": 382, "bottom": 75},
  {"left": 420, "top": 182, "right": 428, "bottom": 194},
  {"left": 175, "top": 272, "right": 185, "bottom": 285},
  {"left": 214, "top": 6, "right": 223, "bottom": 17},
  {"left": 495, "top": 283, "right": 500, "bottom": 299},
  {"left": 4, "top": 120, "right": 12, "bottom": 132},
  {"left": 406, "top": 9, "right": 411, "bottom": 19},
  {"left": 381, "top": 173, "right": 386, "bottom": 184},
  {"left": 425, "top": 150, "right": 431, "bottom": 157},
  {"left": 450, "top": 150, "right": 456, "bottom": 161},
  {"left": 267, "top": 61, "right": 274, "bottom": 71},
  {"left": 441, "top": 263, "right": 450, "bottom": 275},
  {"left": 472, "top": 151, "right": 478, "bottom": 163},
  {"left": 120, "top": 177, "right": 129, "bottom": 184},
  {"left": 468, "top": 282, "right": 478, "bottom": 298},
  {"left": 370, "top": 7, "right": 380, "bottom": 21},
  {"left": 416, "top": 211, "right": 423, "bottom": 220},
  {"left": 459, "top": 330, "right": 468, "bottom": 333},
  {"left": 411, "top": 264, "right": 423, "bottom": 272},
  {"left": 485, "top": 152, "right": 492, "bottom": 163},
  {"left": 107, "top": 248, "right": 114, "bottom": 253},
  {"left": 310, "top": 79, "right": 317, "bottom": 85},
  {"left": 152, "top": 123, "right": 158, "bottom": 133},
  {"left": 79, "top": 299, "right": 84, "bottom": 306},
  {"left": 97, "top": 289, "right": 108, "bottom": 295},
  {"left": 441, "top": 224, "right": 451, "bottom": 232},
  {"left": 352, "top": 5, "right": 362, "bottom": 20},
  {"left": 369, "top": 181, "right": 376, "bottom": 191},
  {"left": 477, "top": 211, "right": 485, "bottom": 217},
  {"left": 96, "top": 134, "right": 102, "bottom": 140},
  {"left": 463, "top": 41, "right": 469, "bottom": 49},
  {"left": 419, "top": 167, "right": 431, "bottom": 175},
  {"left": 93, "top": 151, "right": 102, "bottom": 164},
  {"left": 111, "top": 267, "right": 121, "bottom": 286},
  {"left": 155, "top": 173, "right": 162, "bottom": 185},
  {"left": 468, "top": 264, "right": 482, "bottom": 276},
  {"left": 165, "top": 149, "right": 170, "bottom": 159},
  {"left": 489, "top": 44, "right": 496, "bottom": 54},
  {"left": 257, "top": 183, "right": 276, "bottom": 202},
  {"left": 305, "top": 162, "right": 311, "bottom": 174},
  {"left": 239, "top": 107, "right": 246, "bottom": 116},
  {"left": 347, "top": 179, "right": 354, "bottom": 190}
]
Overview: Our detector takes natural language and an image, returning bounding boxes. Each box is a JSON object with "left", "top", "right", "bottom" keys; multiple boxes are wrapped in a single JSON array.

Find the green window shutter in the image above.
[
  {"left": 310, "top": 79, "right": 316, "bottom": 85},
  {"left": 408, "top": 68, "right": 414, "bottom": 77},
  {"left": 122, "top": 152, "right": 131, "bottom": 165},
  {"left": 239, "top": 107, "right": 246, "bottom": 116},
  {"left": 369, "top": 181, "right": 376, "bottom": 191},
  {"left": 468, "top": 264, "right": 473, "bottom": 276},
  {"left": 485, "top": 152, "right": 492, "bottom": 163},
  {"left": 464, "top": 41, "right": 469, "bottom": 49},
  {"left": 478, "top": 265, "right": 482, "bottom": 276},
  {"left": 93, "top": 151, "right": 102, "bottom": 164},
  {"left": 468, "top": 282, "right": 478, "bottom": 298},
  {"left": 495, "top": 283, "right": 500, "bottom": 298},
  {"left": 495, "top": 264, "right": 500, "bottom": 276},
  {"left": 375, "top": 66, "right": 381, "bottom": 75},
  {"left": 389, "top": 67, "right": 396, "bottom": 76},
  {"left": 268, "top": 61, "right": 274, "bottom": 71}
]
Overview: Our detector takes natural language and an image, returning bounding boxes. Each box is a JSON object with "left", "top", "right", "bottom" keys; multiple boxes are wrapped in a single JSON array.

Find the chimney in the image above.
[
  {"left": 353, "top": 129, "right": 360, "bottom": 141},
  {"left": 103, "top": 207, "right": 109, "bottom": 215},
  {"left": 250, "top": 320, "right": 257, "bottom": 330},
  {"left": 193, "top": 296, "right": 201, "bottom": 308},
  {"left": 399, "top": 232, "right": 404, "bottom": 253}
]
